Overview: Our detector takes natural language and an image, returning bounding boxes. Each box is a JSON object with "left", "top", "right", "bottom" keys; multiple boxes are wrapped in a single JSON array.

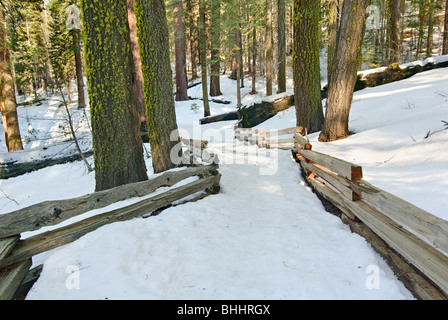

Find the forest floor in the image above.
[{"left": 1, "top": 56, "right": 448, "bottom": 300}]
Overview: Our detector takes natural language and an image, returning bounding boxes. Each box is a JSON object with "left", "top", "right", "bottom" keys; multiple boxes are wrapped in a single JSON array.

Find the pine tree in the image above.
[
  {"left": 277, "top": 0, "right": 286, "bottom": 93},
  {"left": 319, "top": 0, "right": 371, "bottom": 142},
  {"left": 134, "top": 0, "right": 182, "bottom": 173},
  {"left": 444, "top": 0, "right": 448, "bottom": 54},
  {"left": 293, "top": 0, "right": 324, "bottom": 134},
  {"left": 198, "top": 0, "right": 210, "bottom": 116},
  {"left": 173, "top": 0, "right": 189, "bottom": 101},
  {"left": 1, "top": 7, "right": 24, "bottom": 152},
  {"left": 210, "top": 0, "right": 222, "bottom": 97},
  {"left": 265, "top": 0, "right": 273, "bottom": 96},
  {"left": 80, "top": 0, "right": 148, "bottom": 191}
]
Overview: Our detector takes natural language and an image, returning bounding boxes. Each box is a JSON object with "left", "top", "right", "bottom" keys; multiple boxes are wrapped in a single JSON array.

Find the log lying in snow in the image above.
[{"left": 237, "top": 94, "right": 294, "bottom": 128}]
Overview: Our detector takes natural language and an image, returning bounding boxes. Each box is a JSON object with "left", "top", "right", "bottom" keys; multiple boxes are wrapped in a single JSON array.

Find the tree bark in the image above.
[
  {"left": 134, "top": 0, "right": 182, "bottom": 174},
  {"left": 198, "top": 0, "right": 210, "bottom": 116},
  {"left": 293, "top": 0, "right": 324, "bottom": 134},
  {"left": 327, "top": 0, "right": 343, "bottom": 85},
  {"left": 0, "top": 9, "right": 24, "bottom": 152},
  {"left": 319, "top": 0, "right": 371, "bottom": 142},
  {"left": 81, "top": 0, "right": 148, "bottom": 191},
  {"left": 173, "top": 0, "right": 189, "bottom": 101},
  {"left": 250, "top": 22, "right": 257, "bottom": 95},
  {"left": 209, "top": 0, "right": 222, "bottom": 96},
  {"left": 387, "top": 0, "right": 401, "bottom": 63},
  {"left": 265, "top": 0, "right": 274, "bottom": 96},
  {"left": 126, "top": 0, "right": 146, "bottom": 123},
  {"left": 72, "top": 30, "right": 86, "bottom": 109},
  {"left": 277, "top": 0, "right": 286, "bottom": 93},
  {"left": 186, "top": 0, "right": 198, "bottom": 80},
  {"left": 444, "top": 0, "right": 448, "bottom": 55}
]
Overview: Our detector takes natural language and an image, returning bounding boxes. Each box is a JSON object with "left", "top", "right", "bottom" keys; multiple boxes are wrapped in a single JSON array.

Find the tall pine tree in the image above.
[{"left": 80, "top": 0, "right": 148, "bottom": 191}]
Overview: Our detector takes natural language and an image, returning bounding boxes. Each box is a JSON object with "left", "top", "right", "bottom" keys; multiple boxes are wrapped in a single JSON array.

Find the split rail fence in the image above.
[
  {"left": 291, "top": 129, "right": 448, "bottom": 300},
  {"left": 234, "top": 126, "right": 296, "bottom": 150},
  {"left": 234, "top": 125, "right": 448, "bottom": 299},
  {"left": 0, "top": 142, "right": 221, "bottom": 300}
]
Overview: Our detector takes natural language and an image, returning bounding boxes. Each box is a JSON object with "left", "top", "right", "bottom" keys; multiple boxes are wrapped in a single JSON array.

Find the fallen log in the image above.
[{"left": 0, "top": 150, "right": 94, "bottom": 180}]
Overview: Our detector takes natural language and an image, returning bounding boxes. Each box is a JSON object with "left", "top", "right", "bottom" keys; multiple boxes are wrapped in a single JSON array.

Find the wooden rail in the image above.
[
  {"left": 292, "top": 129, "right": 448, "bottom": 300},
  {"left": 234, "top": 126, "right": 296, "bottom": 150},
  {"left": 0, "top": 160, "right": 221, "bottom": 300}
]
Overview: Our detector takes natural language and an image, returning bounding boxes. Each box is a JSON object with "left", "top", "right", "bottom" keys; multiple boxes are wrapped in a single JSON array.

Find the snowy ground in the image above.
[{"left": 1, "top": 57, "right": 447, "bottom": 300}]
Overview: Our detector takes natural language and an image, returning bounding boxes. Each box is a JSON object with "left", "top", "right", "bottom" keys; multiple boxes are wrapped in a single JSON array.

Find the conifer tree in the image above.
[
  {"left": 134, "top": 0, "right": 182, "bottom": 173},
  {"left": 293, "top": 0, "right": 324, "bottom": 134},
  {"left": 80, "top": 0, "right": 148, "bottom": 191},
  {"left": 0, "top": 7, "right": 24, "bottom": 152}
]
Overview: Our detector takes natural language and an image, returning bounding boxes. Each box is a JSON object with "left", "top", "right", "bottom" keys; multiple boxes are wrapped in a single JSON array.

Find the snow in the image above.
[{"left": 2, "top": 58, "right": 448, "bottom": 300}]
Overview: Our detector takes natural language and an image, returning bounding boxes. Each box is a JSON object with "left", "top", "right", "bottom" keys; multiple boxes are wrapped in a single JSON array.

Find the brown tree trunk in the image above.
[
  {"left": 319, "top": 0, "right": 371, "bottom": 142},
  {"left": 277, "top": 0, "right": 286, "bottom": 93},
  {"left": 265, "top": 0, "right": 273, "bottom": 96},
  {"left": 1, "top": 8, "right": 23, "bottom": 152},
  {"left": 198, "top": 0, "right": 210, "bottom": 116},
  {"left": 250, "top": 22, "right": 257, "bottom": 95},
  {"left": 444, "top": 0, "right": 448, "bottom": 55},
  {"left": 81, "top": 0, "right": 148, "bottom": 191},
  {"left": 126, "top": 0, "right": 146, "bottom": 123},
  {"left": 293, "top": 0, "right": 324, "bottom": 134},
  {"left": 186, "top": 0, "right": 198, "bottom": 80},
  {"left": 72, "top": 30, "right": 86, "bottom": 109},
  {"left": 387, "top": 0, "right": 401, "bottom": 63},
  {"left": 209, "top": 0, "right": 222, "bottom": 96},
  {"left": 134, "top": 0, "right": 182, "bottom": 174},
  {"left": 174, "top": 0, "right": 189, "bottom": 101}
]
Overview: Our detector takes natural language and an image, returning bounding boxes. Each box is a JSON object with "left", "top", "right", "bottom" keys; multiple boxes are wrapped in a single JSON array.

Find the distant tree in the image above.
[
  {"left": 319, "top": 0, "right": 371, "bottom": 142},
  {"left": 173, "top": 0, "right": 189, "bottom": 101},
  {"left": 265, "top": 0, "right": 273, "bottom": 96},
  {"left": 0, "top": 8, "right": 24, "bottom": 152},
  {"left": 277, "top": 0, "right": 286, "bottom": 93},
  {"left": 81, "top": 0, "right": 148, "bottom": 191},
  {"left": 134, "top": 0, "right": 182, "bottom": 173},
  {"left": 198, "top": 0, "right": 210, "bottom": 116},
  {"left": 293, "top": 0, "right": 324, "bottom": 134},
  {"left": 209, "top": 0, "right": 222, "bottom": 97},
  {"left": 387, "top": 0, "right": 401, "bottom": 63},
  {"left": 444, "top": 0, "right": 448, "bottom": 54}
]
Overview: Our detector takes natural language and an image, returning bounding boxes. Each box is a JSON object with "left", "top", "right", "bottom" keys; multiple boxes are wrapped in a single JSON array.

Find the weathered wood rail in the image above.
[
  {"left": 0, "top": 149, "right": 221, "bottom": 299},
  {"left": 234, "top": 126, "right": 296, "bottom": 150},
  {"left": 292, "top": 129, "right": 448, "bottom": 300}
]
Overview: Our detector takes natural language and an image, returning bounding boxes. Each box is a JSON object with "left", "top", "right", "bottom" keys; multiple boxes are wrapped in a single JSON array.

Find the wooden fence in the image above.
[
  {"left": 234, "top": 126, "right": 296, "bottom": 150},
  {"left": 0, "top": 143, "right": 221, "bottom": 300},
  {"left": 292, "top": 129, "right": 448, "bottom": 300}
]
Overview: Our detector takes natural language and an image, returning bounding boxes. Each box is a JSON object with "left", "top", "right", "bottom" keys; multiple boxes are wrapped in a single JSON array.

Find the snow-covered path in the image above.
[{"left": 25, "top": 144, "right": 414, "bottom": 299}]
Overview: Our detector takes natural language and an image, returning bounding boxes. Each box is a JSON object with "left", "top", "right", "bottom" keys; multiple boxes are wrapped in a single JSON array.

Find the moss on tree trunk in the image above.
[
  {"left": 293, "top": 0, "right": 324, "bottom": 134},
  {"left": 134, "top": 0, "right": 181, "bottom": 174},
  {"left": 81, "top": 0, "right": 148, "bottom": 191}
]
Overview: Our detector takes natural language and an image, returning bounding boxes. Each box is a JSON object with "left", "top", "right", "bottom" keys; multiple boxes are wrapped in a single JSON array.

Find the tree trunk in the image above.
[
  {"left": 134, "top": 0, "right": 182, "bottom": 173},
  {"left": 277, "top": 0, "right": 286, "bottom": 93},
  {"left": 250, "top": 22, "right": 258, "bottom": 95},
  {"left": 186, "top": 0, "right": 198, "bottom": 80},
  {"left": 72, "top": 30, "right": 86, "bottom": 109},
  {"left": 198, "top": 0, "right": 210, "bottom": 116},
  {"left": 0, "top": 10, "right": 24, "bottom": 152},
  {"left": 209, "top": 0, "right": 222, "bottom": 96},
  {"left": 126, "top": 0, "right": 146, "bottom": 123},
  {"left": 81, "top": 0, "right": 148, "bottom": 191},
  {"left": 426, "top": 0, "right": 435, "bottom": 58},
  {"left": 444, "top": 0, "right": 448, "bottom": 55},
  {"left": 174, "top": 0, "right": 189, "bottom": 101},
  {"left": 265, "top": 0, "right": 273, "bottom": 96},
  {"left": 387, "top": 0, "right": 401, "bottom": 63},
  {"left": 293, "top": 0, "right": 324, "bottom": 134},
  {"left": 319, "top": 0, "right": 371, "bottom": 142}
]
